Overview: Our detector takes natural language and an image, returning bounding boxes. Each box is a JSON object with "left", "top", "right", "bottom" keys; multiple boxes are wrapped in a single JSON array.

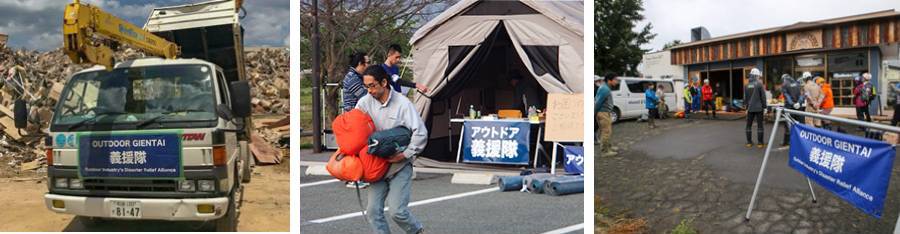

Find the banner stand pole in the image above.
[
  {"left": 550, "top": 142, "right": 559, "bottom": 175},
  {"left": 745, "top": 107, "right": 783, "bottom": 221},
  {"left": 806, "top": 178, "right": 818, "bottom": 203},
  {"left": 744, "top": 107, "right": 900, "bottom": 228},
  {"left": 456, "top": 121, "right": 465, "bottom": 164}
]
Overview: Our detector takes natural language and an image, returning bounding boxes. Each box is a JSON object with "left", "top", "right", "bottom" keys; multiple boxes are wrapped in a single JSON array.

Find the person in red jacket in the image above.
[{"left": 701, "top": 79, "right": 716, "bottom": 119}]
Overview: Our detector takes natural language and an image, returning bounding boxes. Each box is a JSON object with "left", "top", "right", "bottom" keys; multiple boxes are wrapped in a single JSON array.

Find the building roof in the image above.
[{"left": 670, "top": 9, "right": 900, "bottom": 50}]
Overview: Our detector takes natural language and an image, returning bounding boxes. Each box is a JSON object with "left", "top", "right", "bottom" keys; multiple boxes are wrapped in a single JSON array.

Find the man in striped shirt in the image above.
[{"left": 342, "top": 52, "right": 369, "bottom": 112}]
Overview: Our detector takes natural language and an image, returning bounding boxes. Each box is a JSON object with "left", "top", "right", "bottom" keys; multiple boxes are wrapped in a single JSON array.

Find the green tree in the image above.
[
  {"left": 299, "top": 0, "right": 451, "bottom": 122},
  {"left": 662, "top": 39, "right": 682, "bottom": 51},
  {"left": 595, "top": 0, "right": 656, "bottom": 76}
]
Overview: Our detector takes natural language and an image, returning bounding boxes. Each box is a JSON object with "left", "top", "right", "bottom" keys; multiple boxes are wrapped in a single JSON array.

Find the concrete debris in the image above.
[
  {"left": 0, "top": 46, "right": 289, "bottom": 173},
  {"left": 245, "top": 48, "right": 289, "bottom": 115}
]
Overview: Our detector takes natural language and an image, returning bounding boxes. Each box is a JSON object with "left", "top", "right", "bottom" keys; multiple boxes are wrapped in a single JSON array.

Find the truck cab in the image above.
[
  {"left": 19, "top": 0, "right": 252, "bottom": 231},
  {"left": 25, "top": 58, "right": 251, "bottom": 231}
]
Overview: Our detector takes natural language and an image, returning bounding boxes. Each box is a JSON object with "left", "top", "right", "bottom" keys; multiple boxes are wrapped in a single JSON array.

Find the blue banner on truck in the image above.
[
  {"left": 788, "top": 124, "right": 896, "bottom": 218},
  {"left": 79, "top": 133, "right": 182, "bottom": 178},
  {"left": 462, "top": 120, "right": 530, "bottom": 165}
]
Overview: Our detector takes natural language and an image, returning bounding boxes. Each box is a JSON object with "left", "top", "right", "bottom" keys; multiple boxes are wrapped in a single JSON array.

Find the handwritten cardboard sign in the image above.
[{"left": 544, "top": 93, "right": 583, "bottom": 142}]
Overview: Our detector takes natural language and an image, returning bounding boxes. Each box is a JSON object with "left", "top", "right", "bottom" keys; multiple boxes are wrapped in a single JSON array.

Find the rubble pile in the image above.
[
  {"left": 245, "top": 48, "right": 289, "bottom": 115},
  {"left": 0, "top": 46, "right": 290, "bottom": 174}
]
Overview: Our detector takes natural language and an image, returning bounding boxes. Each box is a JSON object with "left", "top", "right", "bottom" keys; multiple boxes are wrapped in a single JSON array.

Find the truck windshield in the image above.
[{"left": 52, "top": 64, "right": 218, "bottom": 131}]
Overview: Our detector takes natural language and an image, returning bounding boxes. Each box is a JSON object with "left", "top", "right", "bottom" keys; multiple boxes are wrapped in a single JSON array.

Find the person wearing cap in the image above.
[
  {"left": 595, "top": 73, "right": 618, "bottom": 156},
  {"left": 701, "top": 79, "right": 716, "bottom": 119},
  {"left": 744, "top": 68, "right": 767, "bottom": 148},
  {"left": 803, "top": 72, "right": 824, "bottom": 127},
  {"left": 817, "top": 77, "right": 835, "bottom": 130},
  {"left": 780, "top": 74, "right": 804, "bottom": 146}
]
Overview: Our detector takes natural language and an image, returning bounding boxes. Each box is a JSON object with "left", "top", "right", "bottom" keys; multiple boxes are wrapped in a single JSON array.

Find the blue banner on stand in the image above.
[
  {"left": 79, "top": 133, "right": 183, "bottom": 178},
  {"left": 563, "top": 145, "right": 584, "bottom": 174},
  {"left": 462, "top": 120, "right": 530, "bottom": 165},
  {"left": 788, "top": 124, "right": 896, "bottom": 218}
]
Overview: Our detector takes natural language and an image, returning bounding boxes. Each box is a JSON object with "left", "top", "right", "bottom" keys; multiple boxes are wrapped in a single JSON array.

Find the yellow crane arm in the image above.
[{"left": 63, "top": 0, "right": 180, "bottom": 70}]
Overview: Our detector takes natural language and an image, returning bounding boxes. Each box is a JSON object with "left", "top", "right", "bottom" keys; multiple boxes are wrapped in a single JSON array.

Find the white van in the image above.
[{"left": 595, "top": 76, "right": 679, "bottom": 122}]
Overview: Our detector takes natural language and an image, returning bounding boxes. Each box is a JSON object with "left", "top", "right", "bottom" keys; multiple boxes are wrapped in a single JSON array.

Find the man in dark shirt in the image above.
[{"left": 382, "top": 44, "right": 428, "bottom": 94}]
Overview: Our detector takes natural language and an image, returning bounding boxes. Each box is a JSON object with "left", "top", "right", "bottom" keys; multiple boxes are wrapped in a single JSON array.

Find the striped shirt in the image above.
[{"left": 342, "top": 67, "right": 366, "bottom": 112}]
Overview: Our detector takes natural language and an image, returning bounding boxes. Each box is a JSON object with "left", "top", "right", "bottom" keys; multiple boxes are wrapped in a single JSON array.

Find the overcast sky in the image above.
[
  {"left": 0, "top": 0, "right": 288, "bottom": 51},
  {"left": 640, "top": 0, "right": 900, "bottom": 52}
]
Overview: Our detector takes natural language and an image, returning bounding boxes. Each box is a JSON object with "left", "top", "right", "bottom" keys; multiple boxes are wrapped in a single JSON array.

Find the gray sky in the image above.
[
  {"left": 640, "top": 0, "right": 900, "bottom": 52},
  {"left": 0, "top": 0, "right": 288, "bottom": 51}
]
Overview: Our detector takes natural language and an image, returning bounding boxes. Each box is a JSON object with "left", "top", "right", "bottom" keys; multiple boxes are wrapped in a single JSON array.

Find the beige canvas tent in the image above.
[{"left": 410, "top": 0, "right": 583, "bottom": 162}]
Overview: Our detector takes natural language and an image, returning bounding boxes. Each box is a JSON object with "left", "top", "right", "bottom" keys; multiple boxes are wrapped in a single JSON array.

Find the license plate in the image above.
[{"left": 109, "top": 200, "right": 142, "bottom": 218}]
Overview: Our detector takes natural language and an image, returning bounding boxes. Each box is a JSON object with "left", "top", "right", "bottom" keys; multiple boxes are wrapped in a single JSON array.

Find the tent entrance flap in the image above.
[{"left": 421, "top": 21, "right": 549, "bottom": 163}]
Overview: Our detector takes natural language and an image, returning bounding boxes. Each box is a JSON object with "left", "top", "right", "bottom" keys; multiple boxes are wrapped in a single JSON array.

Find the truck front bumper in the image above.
[{"left": 44, "top": 193, "right": 228, "bottom": 221}]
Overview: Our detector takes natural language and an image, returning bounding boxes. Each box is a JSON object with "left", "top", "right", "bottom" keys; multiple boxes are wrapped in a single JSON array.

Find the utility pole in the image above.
[{"left": 311, "top": 0, "right": 323, "bottom": 153}]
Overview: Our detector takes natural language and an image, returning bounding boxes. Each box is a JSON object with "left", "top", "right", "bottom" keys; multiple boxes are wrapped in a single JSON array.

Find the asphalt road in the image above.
[{"left": 299, "top": 166, "right": 584, "bottom": 234}]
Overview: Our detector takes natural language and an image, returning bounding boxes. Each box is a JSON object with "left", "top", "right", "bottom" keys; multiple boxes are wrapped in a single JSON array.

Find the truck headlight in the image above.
[
  {"left": 198, "top": 180, "right": 215, "bottom": 192},
  {"left": 54, "top": 178, "right": 68, "bottom": 188},
  {"left": 69, "top": 178, "right": 83, "bottom": 189},
  {"left": 178, "top": 180, "right": 196, "bottom": 192}
]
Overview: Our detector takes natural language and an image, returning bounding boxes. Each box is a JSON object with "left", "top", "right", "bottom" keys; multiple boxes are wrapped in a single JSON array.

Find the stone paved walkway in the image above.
[{"left": 597, "top": 118, "right": 900, "bottom": 233}]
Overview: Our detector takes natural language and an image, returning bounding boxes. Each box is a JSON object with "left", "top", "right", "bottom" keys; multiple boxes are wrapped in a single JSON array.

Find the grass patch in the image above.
[
  {"left": 671, "top": 218, "right": 697, "bottom": 234},
  {"left": 596, "top": 195, "right": 649, "bottom": 234}
]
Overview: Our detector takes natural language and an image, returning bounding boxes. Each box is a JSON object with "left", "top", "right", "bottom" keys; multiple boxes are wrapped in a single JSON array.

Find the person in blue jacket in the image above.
[{"left": 645, "top": 82, "right": 660, "bottom": 129}]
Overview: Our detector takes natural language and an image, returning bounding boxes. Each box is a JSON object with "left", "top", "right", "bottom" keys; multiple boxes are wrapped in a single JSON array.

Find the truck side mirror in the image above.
[
  {"left": 14, "top": 99, "right": 27, "bottom": 129},
  {"left": 216, "top": 103, "right": 235, "bottom": 122},
  {"left": 229, "top": 80, "right": 251, "bottom": 118}
]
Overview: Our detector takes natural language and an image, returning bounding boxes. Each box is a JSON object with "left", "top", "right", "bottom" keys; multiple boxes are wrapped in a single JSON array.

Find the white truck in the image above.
[{"left": 16, "top": 0, "right": 253, "bottom": 231}]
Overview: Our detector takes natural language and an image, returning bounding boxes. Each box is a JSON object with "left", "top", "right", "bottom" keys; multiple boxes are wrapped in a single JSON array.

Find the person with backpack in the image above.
[
  {"left": 853, "top": 74, "right": 873, "bottom": 122},
  {"left": 780, "top": 74, "right": 804, "bottom": 146},
  {"left": 645, "top": 82, "right": 660, "bottom": 129},
  {"left": 356, "top": 65, "right": 428, "bottom": 234},
  {"left": 701, "top": 79, "right": 716, "bottom": 119},
  {"left": 744, "top": 68, "right": 767, "bottom": 148}
]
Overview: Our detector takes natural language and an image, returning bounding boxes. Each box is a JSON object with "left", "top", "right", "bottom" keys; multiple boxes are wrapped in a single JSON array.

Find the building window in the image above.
[{"left": 827, "top": 50, "right": 868, "bottom": 107}]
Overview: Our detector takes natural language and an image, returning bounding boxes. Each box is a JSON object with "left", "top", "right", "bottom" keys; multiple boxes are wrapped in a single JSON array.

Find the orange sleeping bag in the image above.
[
  {"left": 326, "top": 110, "right": 389, "bottom": 182},
  {"left": 358, "top": 146, "right": 389, "bottom": 182},
  {"left": 331, "top": 109, "right": 375, "bottom": 155},
  {"left": 326, "top": 151, "right": 363, "bottom": 181}
]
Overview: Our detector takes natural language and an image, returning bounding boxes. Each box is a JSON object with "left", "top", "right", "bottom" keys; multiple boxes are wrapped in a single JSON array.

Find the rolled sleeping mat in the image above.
[
  {"left": 534, "top": 175, "right": 578, "bottom": 193},
  {"left": 497, "top": 175, "right": 525, "bottom": 191},
  {"left": 523, "top": 173, "right": 555, "bottom": 193},
  {"left": 544, "top": 176, "right": 585, "bottom": 196}
]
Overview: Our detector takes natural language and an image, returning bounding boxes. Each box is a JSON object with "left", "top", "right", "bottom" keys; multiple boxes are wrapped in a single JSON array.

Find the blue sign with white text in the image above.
[
  {"left": 563, "top": 145, "right": 584, "bottom": 174},
  {"left": 79, "top": 133, "right": 182, "bottom": 178},
  {"left": 789, "top": 124, "right": 896, "bottom": 218},
  {"left": 462, "top": 120, "right": 530, "bottom": 165}
]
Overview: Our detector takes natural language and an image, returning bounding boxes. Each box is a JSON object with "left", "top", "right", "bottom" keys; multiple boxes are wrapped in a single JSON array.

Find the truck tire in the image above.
[
  {"left": 241, "top": 141, "right": 252, "bottom": 183},
  {"left": 215, "top": 179, "right": 240, "bottom": 231}
]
